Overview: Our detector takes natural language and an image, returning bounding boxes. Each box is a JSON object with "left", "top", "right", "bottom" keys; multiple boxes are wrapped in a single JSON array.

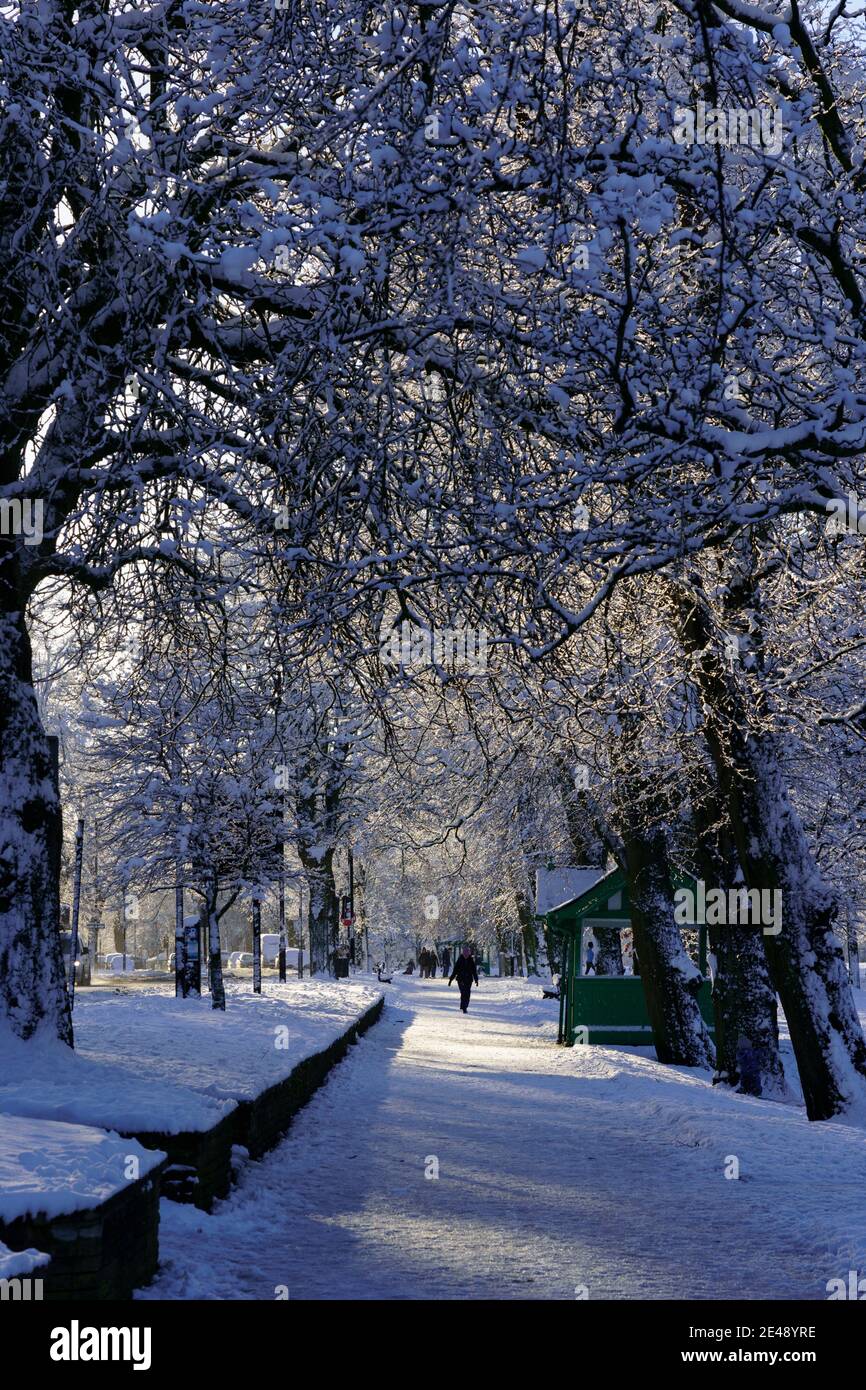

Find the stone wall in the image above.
[
  {"left": 121, "top": 994, "right": 384, "bottom": 1206},
  {"left": 0, "top": 1162, "right": 165, "bottom": 1301},
  {"left": 238, "top": 995, "right": 384, "bottom": 1158},
  {"left": 1, "top": 994, "right": 385, "bottom": 1296}
]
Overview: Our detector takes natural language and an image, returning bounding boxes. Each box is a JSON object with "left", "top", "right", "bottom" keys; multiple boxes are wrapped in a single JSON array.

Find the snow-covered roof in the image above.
[{"left": 535, "top": 866, "right": 609, "bottom": 916}]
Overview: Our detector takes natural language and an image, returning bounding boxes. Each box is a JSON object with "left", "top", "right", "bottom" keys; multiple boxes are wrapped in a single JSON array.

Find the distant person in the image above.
[
  {"left": 428, "top": 948, "right": 438, "bottom": 978},
  {"left": 419, "top": 948, "right": 429, "bottom": 978},
  {"left": 585, "top": 940, "right": 596, "bottom": 975},
  {"left": 404, "top": 958, "right": 416, "bottom": 975},
  {"left": 449, "top": 945, "right": 479, "bottom": 1014},
  {"left": 440, "top": 945, "right": 451, "bottom": 975}
]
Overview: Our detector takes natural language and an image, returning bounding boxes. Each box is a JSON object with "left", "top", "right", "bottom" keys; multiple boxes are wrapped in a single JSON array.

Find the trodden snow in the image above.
[{"left": 140, "top": 976, "right": 866, "bottom": 1301}]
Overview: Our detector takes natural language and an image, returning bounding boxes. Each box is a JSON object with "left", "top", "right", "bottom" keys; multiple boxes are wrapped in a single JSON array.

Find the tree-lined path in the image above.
[{"left": 141, "top": 980, "right": 866, "bottom": 1301}]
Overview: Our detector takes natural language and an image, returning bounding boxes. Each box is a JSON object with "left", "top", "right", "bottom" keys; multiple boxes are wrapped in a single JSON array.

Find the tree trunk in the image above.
[
  {"left": 555, "top": 756, "right": 612, "bottom": 971},
  {"left": 174, "top": 878, "right": 187, "bottom": 998},
  {"left": 845, "top": 913, "right": 861, "bottom": 991},
  {"left": 594, "top": 927, "right": 624, "bottom": 976},
  {"left": 542, "top": 922, "right": 560, "bottom": 977},
  {"left": 295, "top": 737, "right": 344, "bottom": 978},
  {"left": 354, "top": 859, "right": 370, "bottom": 971},
  {"left": 623, "top": 812, "right": 715, "bottom": 1067},
  {"left": 674, "top": 584, "right": 866, "bottom": 1119},
  {"left": 304, "top": 855, "right": 338, "bottom": 975},
  {"left": 205, "top": 876, "right": 225, "bottom": 1011},
  {"left": 513, "top": 882, "right": 539, "bottom": 975},
  {"left": 690, "top": 773, "right": 786, "bottom": 1097},
  {"left": 555, "top": 761, "right": 601, "bottom": 866},
  {"left": 605, "top": 705, "right": 713, "bottom": 1068},
  {"left": 0, "top": 602, "right": 72, "bottom": 1044}
]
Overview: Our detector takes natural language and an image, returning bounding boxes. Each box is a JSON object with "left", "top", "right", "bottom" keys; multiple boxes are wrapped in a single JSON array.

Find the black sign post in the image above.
[
  {"left": 297, "top": 879, "right": 305, "bottom": 978},
  {"left": 278, "top": 873, "right": 287, "bottom": 983},
  {"left": 68, "top": 818, "right": 85, "bottom": 1006},
  {"left": 252, "top": 899, "right": 262, "bottom": 994}
]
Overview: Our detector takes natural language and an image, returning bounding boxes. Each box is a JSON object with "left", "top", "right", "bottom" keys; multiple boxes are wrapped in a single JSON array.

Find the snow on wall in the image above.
[
  {"left": 0, "top": 1114, "right": 164, "bottom": 1225},
  {"left": 0, "top": 1241, "right": 51, "bottom": 1279},
  {"left": 0, "top": 981, "right": 383, "bottom": 1140},
  {"left": 0, "top": 1022, "right": 233, "bottom": 1138},
  {"left": 73, "top": 980, "right": 384, "bottom": 1107}
]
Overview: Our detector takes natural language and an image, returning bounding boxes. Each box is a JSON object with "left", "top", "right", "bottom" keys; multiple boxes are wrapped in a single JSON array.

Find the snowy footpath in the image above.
[{"left": 141, "top": 977, "right": 866, "bottom": 1301}]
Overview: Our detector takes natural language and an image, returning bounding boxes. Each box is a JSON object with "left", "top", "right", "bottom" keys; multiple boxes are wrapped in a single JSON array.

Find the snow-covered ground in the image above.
[
  {"left": 140, "top": 976, "right": 866, "bottom": 1301},
  {"left": 0, "top": 979, "right": 382, "bottom": 1137},
  {"left": 0, "top": 1114, "right": 163, "bottom": 1224},
  {"left": 74, "top": 978, "right": 382, "bottom": 1112},
  {"left": 0, "top": 979, "right": 381, "bottom": 1234}
]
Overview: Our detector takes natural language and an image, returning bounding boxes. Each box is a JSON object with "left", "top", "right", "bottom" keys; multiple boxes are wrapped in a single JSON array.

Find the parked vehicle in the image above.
[
  {"left": 237, "top": 952, "right": 254, "bottom": 968},
  {"left": 103, "top": 952, "right": 135, "bottom": 974},
  {"left": 59, "top": 931, "right": 91, "bottom": 987},
  {"left": 261, "top": 934, "right": 281, "bottom": 967},
  {"left": 259, "top": 937, "right": 301, "bottom": 970},
  {"left": 228, "top": 951, "right": 243, "bottom": 969}
]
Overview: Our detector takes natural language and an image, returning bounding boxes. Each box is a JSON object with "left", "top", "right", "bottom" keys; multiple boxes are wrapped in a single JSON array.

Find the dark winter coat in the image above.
[{"left": 449, "top": 955, "right": 479, "bottom": 988}]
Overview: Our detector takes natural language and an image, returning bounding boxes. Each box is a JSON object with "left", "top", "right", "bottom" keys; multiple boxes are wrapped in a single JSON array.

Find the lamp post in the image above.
[
  {"left": 278, "top": 787, "right": 287, "bottom": 982},
  {"left": 296, "top": 879, "right": 306, "bottom": 978},
  {"left": 348, "top": 844, "right": 355, "bottom": 966},
  {"left": 252, "top": 898, "right": 262, "bottom": 994},
  {"left": 278, "top": 870, "right": 287, "bottom": 983}
]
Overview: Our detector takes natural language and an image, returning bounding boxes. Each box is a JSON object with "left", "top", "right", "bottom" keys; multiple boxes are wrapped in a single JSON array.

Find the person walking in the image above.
[
  {"left": 419, "top": 948, "right": 429, "bottom": 978},
  {"left": 448, "top": 945, "right": 479, "bottom": 1013},
  {"left": 440, "top": 945, "right": 451, "bottom": 976},
  {"left": 428, "top": 947, "right": 438, "bottom": 979}
]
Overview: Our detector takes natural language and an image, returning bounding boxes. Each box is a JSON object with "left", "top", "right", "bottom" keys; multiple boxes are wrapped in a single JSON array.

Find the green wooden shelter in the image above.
[{"left": 541, "top": 865, "right": 715, "bottom": 1047}]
